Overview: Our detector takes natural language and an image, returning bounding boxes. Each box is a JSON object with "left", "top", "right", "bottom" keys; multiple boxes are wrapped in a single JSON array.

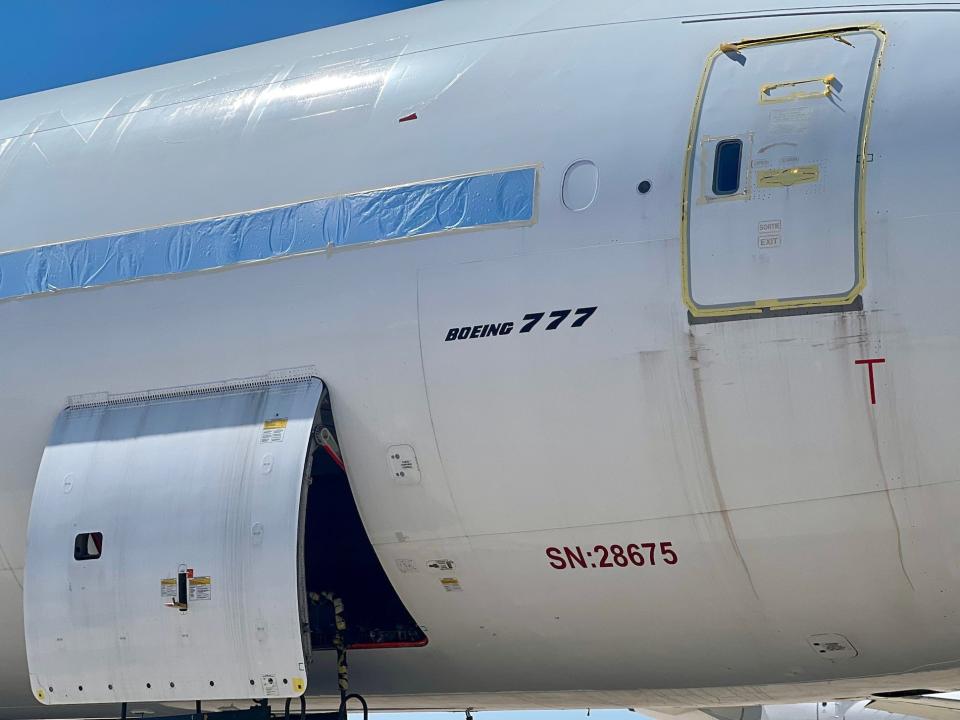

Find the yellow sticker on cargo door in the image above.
[
  {"left": 160, "top": 577, "right": 177, "bottom": 598},
  {"left": 261, "top": 418, "right": 288, "bottom": 443},
  {"left": 440, "top": 577, "right": 463, "bottom": 592},
  {"left": 188, "top": 575, "right": 212, "bottom": 600}
]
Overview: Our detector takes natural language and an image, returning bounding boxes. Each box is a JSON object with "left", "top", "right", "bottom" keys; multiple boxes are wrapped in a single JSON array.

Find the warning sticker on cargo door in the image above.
[
  {"left": 261, "top": 674, "right": 279, "bottom": 696},
  {"left": 440, "top": 577, "right": 462, "bottom": 592},
  {"left": 261, "top": 418, "right": 288, "bottom": 443},
  {"left": 427, "top": 559, "right": 456, "bottom": 572},
  {"left": 188, "top": 576, "right": 212, "bottom": 600},
  {"left": 160, "top": 577, "right": 177, "bottom": 598}
]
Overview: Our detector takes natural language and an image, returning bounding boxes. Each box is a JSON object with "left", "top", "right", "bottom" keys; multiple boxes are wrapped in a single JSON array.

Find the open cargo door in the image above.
[{"left": 24, "top": 372, "right": 323, "bottom": 705}]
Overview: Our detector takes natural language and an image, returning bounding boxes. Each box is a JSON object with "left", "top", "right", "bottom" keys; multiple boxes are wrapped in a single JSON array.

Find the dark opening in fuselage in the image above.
[{"left": 303, "top": 398, "right": 426, "bottom": 651}]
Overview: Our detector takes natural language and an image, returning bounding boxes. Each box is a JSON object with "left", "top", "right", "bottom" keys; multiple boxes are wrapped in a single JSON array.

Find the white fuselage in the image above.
[{"left": 3, "top": 0, "right": 960, "bottom": 715}]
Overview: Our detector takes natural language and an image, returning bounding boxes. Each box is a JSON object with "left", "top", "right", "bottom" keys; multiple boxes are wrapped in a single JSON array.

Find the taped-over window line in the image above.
[{"left": 0, "top": 166, "right": 538, "bottom": 302}]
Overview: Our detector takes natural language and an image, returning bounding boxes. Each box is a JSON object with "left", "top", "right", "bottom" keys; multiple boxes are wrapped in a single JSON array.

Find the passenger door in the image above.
[{"left": 682, "top": 26, "right": 885, "bottom": 319}]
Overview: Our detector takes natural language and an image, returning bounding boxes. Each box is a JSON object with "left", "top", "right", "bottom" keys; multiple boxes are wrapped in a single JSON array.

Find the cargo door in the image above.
[
  {"left": 24, "top": 372, "right": 323, "bottom": 705},
  {"left": 682, "top": 26, "right": 885, "bottom": 320}
]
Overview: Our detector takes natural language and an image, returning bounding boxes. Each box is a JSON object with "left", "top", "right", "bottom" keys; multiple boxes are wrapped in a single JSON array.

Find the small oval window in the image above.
[
  {"left": 74, "top": 532, "right": 103, "bottom": 561},
  {"left": 713, "top": 139, "right": 743, "bottom": 196}
]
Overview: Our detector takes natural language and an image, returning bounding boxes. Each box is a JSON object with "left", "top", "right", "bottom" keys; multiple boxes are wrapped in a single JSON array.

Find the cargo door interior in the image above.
[
  {"left": 23, "top": 371, "right": 425, "bottom": 707},
  {"left": 682, "top": 26, "right": 885, "bottom": 320}
]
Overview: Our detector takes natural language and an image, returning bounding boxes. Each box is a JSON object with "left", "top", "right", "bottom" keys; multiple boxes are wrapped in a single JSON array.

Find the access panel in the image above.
[
  {"left": 24, "top": 372, "right": 323, "bottom": 705},
  {"left": 682, "top": 26, "right": 886, "bottom": 319}
]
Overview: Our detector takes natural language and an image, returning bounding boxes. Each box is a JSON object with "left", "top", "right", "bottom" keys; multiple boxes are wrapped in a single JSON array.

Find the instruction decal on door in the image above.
[
  {"left": 188, "top": 576, "right": 212, "bottom": 600},
  {"left": 160, "top": 577, "right": 177, "bottom": 599},
  {"left": 426, "top": 558, "right": 456, "bottom": 572},
  {"left": 261, "top": 418, "right": 288, "bottom": 443},
  {"left": 440, "top": 577, "right": 463, "bottom": 592},
  {"left": 261, "top": 674, "right": 279, "bottom": 696}
]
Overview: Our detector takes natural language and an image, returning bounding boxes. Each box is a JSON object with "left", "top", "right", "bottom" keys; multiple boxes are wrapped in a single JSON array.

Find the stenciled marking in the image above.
[
  {"left": 855, "top": 357, "right": 886, "bottom": 405},
  {"left": 444, "top": 306, "right": 597, "bottom": 342},
  {"left": 546, "top": 542, "right": 678, "bottom": 570},
  {"left": 0, "top": 166, "right": 537, "bottom": 302}
]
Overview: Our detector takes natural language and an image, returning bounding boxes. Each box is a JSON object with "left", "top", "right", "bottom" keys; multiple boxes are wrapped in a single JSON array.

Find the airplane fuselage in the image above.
[{"left": 3, "top": 0, "right": 960, "bottom": 715}]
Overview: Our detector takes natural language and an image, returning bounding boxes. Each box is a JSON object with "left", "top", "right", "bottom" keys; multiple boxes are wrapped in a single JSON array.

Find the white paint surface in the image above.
[{"left": 2, "top": 1, "right": 960, "bottom": 716}]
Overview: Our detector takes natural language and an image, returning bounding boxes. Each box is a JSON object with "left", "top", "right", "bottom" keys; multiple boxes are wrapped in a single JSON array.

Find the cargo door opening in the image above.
[{"left": 303, "top": 394, "right": 426, "bottom": 652}]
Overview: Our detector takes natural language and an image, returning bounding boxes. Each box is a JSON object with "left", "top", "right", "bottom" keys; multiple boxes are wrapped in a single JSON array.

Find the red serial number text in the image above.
[{"left": 546, "top": 542, "right": 678, "bottom": 570}]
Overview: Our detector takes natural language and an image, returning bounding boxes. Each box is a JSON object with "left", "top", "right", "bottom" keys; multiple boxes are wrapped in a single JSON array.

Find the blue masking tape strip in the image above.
[{"left": 0, "top": 166, "right": 536, "bottom": 301}]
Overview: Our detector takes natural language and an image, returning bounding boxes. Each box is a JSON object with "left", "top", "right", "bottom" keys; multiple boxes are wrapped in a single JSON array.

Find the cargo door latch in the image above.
[{"left": 166, "top": 566, "right": 191, "bottom": 612}]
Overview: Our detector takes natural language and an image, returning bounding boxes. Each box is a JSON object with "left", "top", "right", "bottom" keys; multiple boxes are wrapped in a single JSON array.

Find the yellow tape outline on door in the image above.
[{"left": 680, "top": 24, "right": 887, "bottom": 319}]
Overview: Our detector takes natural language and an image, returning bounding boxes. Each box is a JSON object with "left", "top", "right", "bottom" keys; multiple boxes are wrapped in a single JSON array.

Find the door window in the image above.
[{"left": 713, "top": 139, "right": 744, "bottom": 196}]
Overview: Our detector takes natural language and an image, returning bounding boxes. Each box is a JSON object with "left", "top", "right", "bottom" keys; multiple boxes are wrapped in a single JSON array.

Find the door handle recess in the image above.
[
  {"left": 166, "top": 568, "right": 189, "bottom": 611},
  {"left": 760, "top": 74, "right": 837, "bottom": 103}
]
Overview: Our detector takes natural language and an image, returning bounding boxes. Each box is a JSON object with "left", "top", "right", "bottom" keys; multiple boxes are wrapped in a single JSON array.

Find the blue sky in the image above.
[{"left": 0, "top": 0, "right": 438, "bottom": 100}]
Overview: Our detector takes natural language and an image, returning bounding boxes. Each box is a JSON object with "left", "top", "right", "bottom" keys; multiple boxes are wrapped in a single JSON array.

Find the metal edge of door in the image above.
[
  {"left": 679, "top": 23, "right": 888, "bottom": 319},
  {"left": 296, "top": 391, "right": 325, "bottom": 673}
]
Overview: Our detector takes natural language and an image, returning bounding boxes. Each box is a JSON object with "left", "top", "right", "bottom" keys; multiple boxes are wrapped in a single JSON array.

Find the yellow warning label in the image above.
[
  {"left": 261, "top": 418, "right": 288, "bottom": 443},
  {"left": 160, "top": 577, "right": 177, "bottom": 598},
  {"left": 188, "top": 575, "right": 212, "bottom": 600},
  {"left": 440, "top": 577, "right": 463, "bottom": 592}
]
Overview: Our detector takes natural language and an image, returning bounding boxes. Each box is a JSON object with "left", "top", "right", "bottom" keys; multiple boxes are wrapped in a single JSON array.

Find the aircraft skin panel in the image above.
[
  {"left": 0, "top": 0, "right": 933, "bottom": 140},
  {"left": 3, "top": 1, "right": 960, "bottom": 716}
]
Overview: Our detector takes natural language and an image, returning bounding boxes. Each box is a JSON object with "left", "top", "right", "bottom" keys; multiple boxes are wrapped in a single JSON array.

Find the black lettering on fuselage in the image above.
[
  {"left": 444, "top": 319, "right": 519, "bottom": 342},
  {"left": 444, "top": 307, "right": 594, "bottom": 343}
]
